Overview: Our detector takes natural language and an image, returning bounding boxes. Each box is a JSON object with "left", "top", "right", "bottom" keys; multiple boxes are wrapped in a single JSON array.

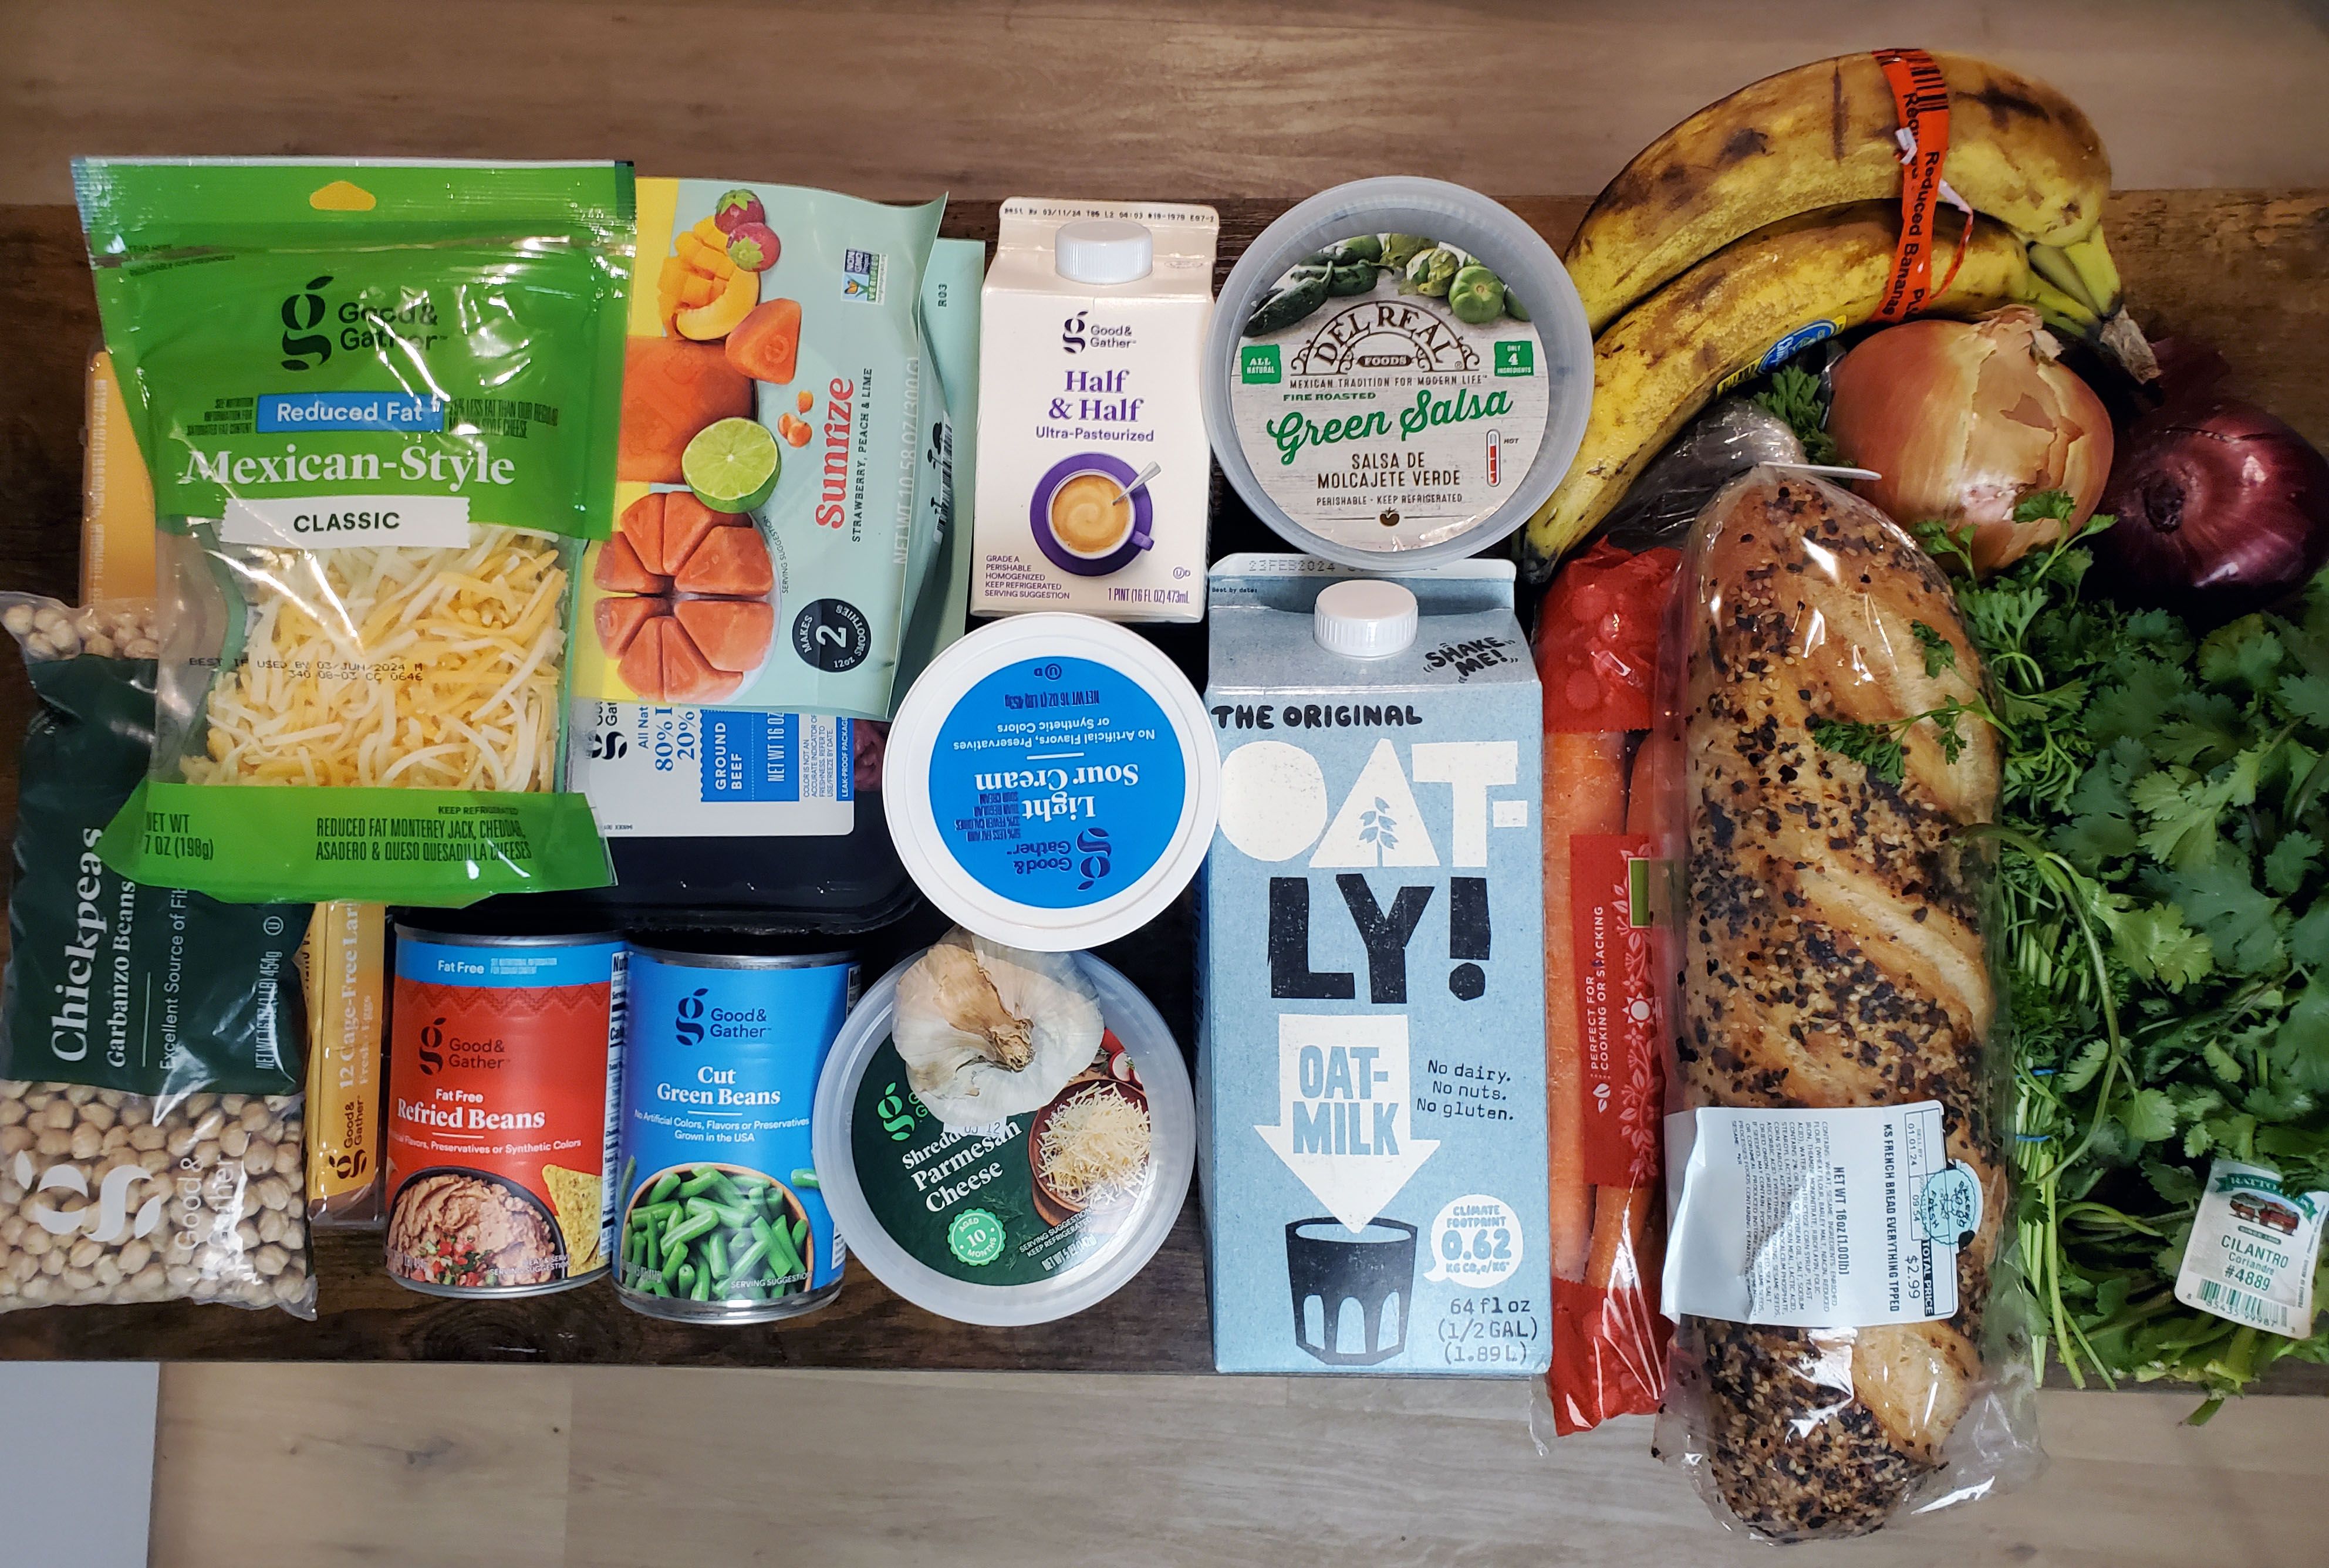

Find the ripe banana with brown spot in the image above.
[
  {"left": 1565, "top": 52, "right": 2117, "bottom": 333},
  {"left": 1519, "top": 203, "right": 2083, "bottom": 580}
]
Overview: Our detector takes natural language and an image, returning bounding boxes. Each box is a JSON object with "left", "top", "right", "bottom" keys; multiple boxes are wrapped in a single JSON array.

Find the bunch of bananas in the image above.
[{"left": 1520, "top": 52, "right": 2149, "bottom": 577}]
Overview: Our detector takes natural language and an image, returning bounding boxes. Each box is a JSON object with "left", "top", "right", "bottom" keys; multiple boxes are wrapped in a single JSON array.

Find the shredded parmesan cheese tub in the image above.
[
  {"left": 76, "top": 158, "right": 633, "bottom": 904},
  {"left": 812, "top": 947, "right": 1193, "bottom": 1326}
]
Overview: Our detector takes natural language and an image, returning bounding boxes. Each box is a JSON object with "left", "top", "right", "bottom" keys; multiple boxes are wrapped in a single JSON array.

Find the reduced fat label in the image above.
[
  {"left": 1233, "top": 245, "right": 1548, "bottom": 555},
  {"left": 1662, "top": 1101, "right": 1980, "bottom": 1328},
  {"left": 2175, "top": 1158, "right": 2328, "bottom": 1338}
]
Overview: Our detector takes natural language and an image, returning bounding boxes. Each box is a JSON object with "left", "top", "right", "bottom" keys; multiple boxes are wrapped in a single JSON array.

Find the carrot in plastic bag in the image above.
[
  {"left": 1533, "top": 539, "right": 1680, "bottom": 1436},
  {"left": 1545, "top": 729, "right": 1628, "bottom": 1282}
]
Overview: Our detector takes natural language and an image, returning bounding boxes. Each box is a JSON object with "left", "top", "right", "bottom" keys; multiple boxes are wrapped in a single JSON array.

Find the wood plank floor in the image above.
[{"left": 150, "top": 1363, "right": 2329, "bottom": 1567}]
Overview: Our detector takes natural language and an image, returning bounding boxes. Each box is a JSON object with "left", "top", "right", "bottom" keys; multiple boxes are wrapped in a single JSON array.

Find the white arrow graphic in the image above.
[{"left": 1256, "top": 1013, "right": 1439, "bottom": 1232}]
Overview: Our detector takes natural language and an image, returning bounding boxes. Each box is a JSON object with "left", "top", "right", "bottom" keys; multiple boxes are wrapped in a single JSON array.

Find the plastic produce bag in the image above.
[
  {"left": 1652, "top": 469, "right": 2040, "bottom": 1540},
  {"left": 1598, "top": 397, "right": 1805, "bottom": 549},
  {"left": 76, "top": 158, "right": 633, "bottom": 906},
  {"left": 0, "top": 595, "right": 316, "bottom": 1314},
  {"left": 1531, "top": 540, "right": 1679, "bottom": 1437}
]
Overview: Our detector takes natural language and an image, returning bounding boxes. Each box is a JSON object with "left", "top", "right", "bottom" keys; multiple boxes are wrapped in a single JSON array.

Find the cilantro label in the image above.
[{"left": 2175, "top": 1157, "right": 2327, "bottom": 1339}]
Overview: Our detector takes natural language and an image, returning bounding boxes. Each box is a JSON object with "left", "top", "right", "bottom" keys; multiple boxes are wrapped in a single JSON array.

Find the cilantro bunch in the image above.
[{"left": 1933, "top": 498, "right": 2329, "bottom": 1414}]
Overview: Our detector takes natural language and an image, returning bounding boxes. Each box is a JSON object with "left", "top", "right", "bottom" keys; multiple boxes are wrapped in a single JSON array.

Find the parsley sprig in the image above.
[{"left": 1751, "top": 365, "right": 1841, "bottom": 466}]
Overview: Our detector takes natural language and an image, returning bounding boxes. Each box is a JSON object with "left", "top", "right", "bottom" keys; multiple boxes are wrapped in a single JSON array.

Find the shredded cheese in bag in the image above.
[{"left": 188, "top": 528, "right": 569, "bottom": 792}]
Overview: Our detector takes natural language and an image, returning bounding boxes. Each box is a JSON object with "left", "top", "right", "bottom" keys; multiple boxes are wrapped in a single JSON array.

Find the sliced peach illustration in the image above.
[{"left": 675, "top": 267, "right": 760, "bottom": 343}]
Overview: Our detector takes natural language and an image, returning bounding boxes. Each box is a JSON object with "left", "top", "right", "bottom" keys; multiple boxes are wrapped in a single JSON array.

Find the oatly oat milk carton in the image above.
[{"left": 1199, "top": 553, "right": 1548, "bottom": 1374}]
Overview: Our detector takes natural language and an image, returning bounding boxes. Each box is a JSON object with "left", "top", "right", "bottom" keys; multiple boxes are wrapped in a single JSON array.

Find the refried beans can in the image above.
[
  {"left": 385, "top": 927, "right": 625, "bottom": 1298},
  {"left": 615, "top": 946, "right": 857, "bottom": 1322}
]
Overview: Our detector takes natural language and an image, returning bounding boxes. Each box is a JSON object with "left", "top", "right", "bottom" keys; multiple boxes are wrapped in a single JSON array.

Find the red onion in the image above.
[{"left": 2094, "top": 393, "right": 2329, "bottom": 623}]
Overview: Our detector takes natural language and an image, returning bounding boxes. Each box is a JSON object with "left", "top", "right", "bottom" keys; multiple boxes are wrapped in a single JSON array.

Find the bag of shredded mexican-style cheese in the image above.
[{"left": 76, "top": 158, "right": 634, "bottom": 905}]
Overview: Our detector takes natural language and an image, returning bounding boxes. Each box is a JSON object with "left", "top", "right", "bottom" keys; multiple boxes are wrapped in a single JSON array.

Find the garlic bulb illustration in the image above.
[{"left": 892, "top": 928, "right": 1105, "bottom": 1128}]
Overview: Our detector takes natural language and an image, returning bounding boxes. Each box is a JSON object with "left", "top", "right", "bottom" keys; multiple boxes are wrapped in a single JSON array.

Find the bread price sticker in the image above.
[{"left": 1662, "top": 1101, "right": 1986, "bottom": 1329}]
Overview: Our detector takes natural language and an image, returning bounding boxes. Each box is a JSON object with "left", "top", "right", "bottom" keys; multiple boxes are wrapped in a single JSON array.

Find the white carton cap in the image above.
[
  {"left": 1056, "top": 218, "right": 1155, "bottom": 284},
  {"left": 1314, "top": 579, "right": 1419, "bottom": 658}
]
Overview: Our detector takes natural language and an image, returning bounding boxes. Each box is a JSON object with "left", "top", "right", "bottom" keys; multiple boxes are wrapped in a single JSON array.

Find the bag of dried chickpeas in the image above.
[{"left": 1, "top": 594, "right": 316, "bottom": 1314}]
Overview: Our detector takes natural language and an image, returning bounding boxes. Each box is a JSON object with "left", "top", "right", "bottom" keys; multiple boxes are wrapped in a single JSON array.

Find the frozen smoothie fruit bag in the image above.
[
  {"left": 578, "top": 180, "right": 946, "bottom": 720},
  {"left": 75, "top": 158, "right": 634, "bottom": 905}
]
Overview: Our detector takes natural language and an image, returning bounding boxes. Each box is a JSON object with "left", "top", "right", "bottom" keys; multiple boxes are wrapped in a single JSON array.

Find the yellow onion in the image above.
[{"left": 1828, "top": 306, "right": 2113, "bottom": 573}]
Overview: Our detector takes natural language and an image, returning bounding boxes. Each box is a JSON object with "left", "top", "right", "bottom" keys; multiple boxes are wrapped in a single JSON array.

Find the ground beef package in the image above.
[{"left": 0, "top": 595, "right": 316, "bottom": 1314}]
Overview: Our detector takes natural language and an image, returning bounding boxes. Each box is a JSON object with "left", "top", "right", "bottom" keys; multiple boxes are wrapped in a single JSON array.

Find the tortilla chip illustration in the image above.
[
  {"left": 617, "top": 337, "right": 753, "bottom": 484},
  {"left": 676, "top": 525, "right": 775, "bottom": 597},
  {"left": 541, "top": 1163, "right": 605, "bottom": 1275},
  {"left": 675, "top": 597, "right": 775, "bottom": 674},
  {"left": 592, "top": 533, "right": 669, "bottom": 595}
]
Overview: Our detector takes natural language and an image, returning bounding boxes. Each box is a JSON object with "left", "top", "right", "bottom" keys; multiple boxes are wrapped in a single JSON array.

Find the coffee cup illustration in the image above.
[
  {"left": 1285, "top": 1216, "right": 1417, "bottom": 1366},
  {"left": 1030, "top": 452, "right": 1155, "bottom": 577}
]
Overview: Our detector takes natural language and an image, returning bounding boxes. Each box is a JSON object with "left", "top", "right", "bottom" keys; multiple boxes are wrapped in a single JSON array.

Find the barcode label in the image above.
[
  {"left": 2174, "top": 1158, "right": 2325, "bottom": 1339},
  {"left": 2193, "top": 1278, "right": 2295, "bottom": 1333},
  {"left": 599, "top": 949, "right": 628, "bottom": 1253}
]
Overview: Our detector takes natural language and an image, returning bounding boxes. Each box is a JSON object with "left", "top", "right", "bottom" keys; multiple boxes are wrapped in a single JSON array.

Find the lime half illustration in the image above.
[{"left": 683, "top": 417, "right": 781, "bottom": 513}]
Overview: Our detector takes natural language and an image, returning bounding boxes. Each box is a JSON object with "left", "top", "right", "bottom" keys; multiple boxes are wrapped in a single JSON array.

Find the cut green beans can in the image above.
[{"left": 614, "top": 945, "right": 857, "bottom": 1322}]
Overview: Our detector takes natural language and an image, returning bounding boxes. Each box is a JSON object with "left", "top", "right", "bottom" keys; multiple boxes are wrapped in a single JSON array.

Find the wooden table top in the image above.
[{"left": 1, "top": 192, "right": 2325, "bottom": 1388}]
